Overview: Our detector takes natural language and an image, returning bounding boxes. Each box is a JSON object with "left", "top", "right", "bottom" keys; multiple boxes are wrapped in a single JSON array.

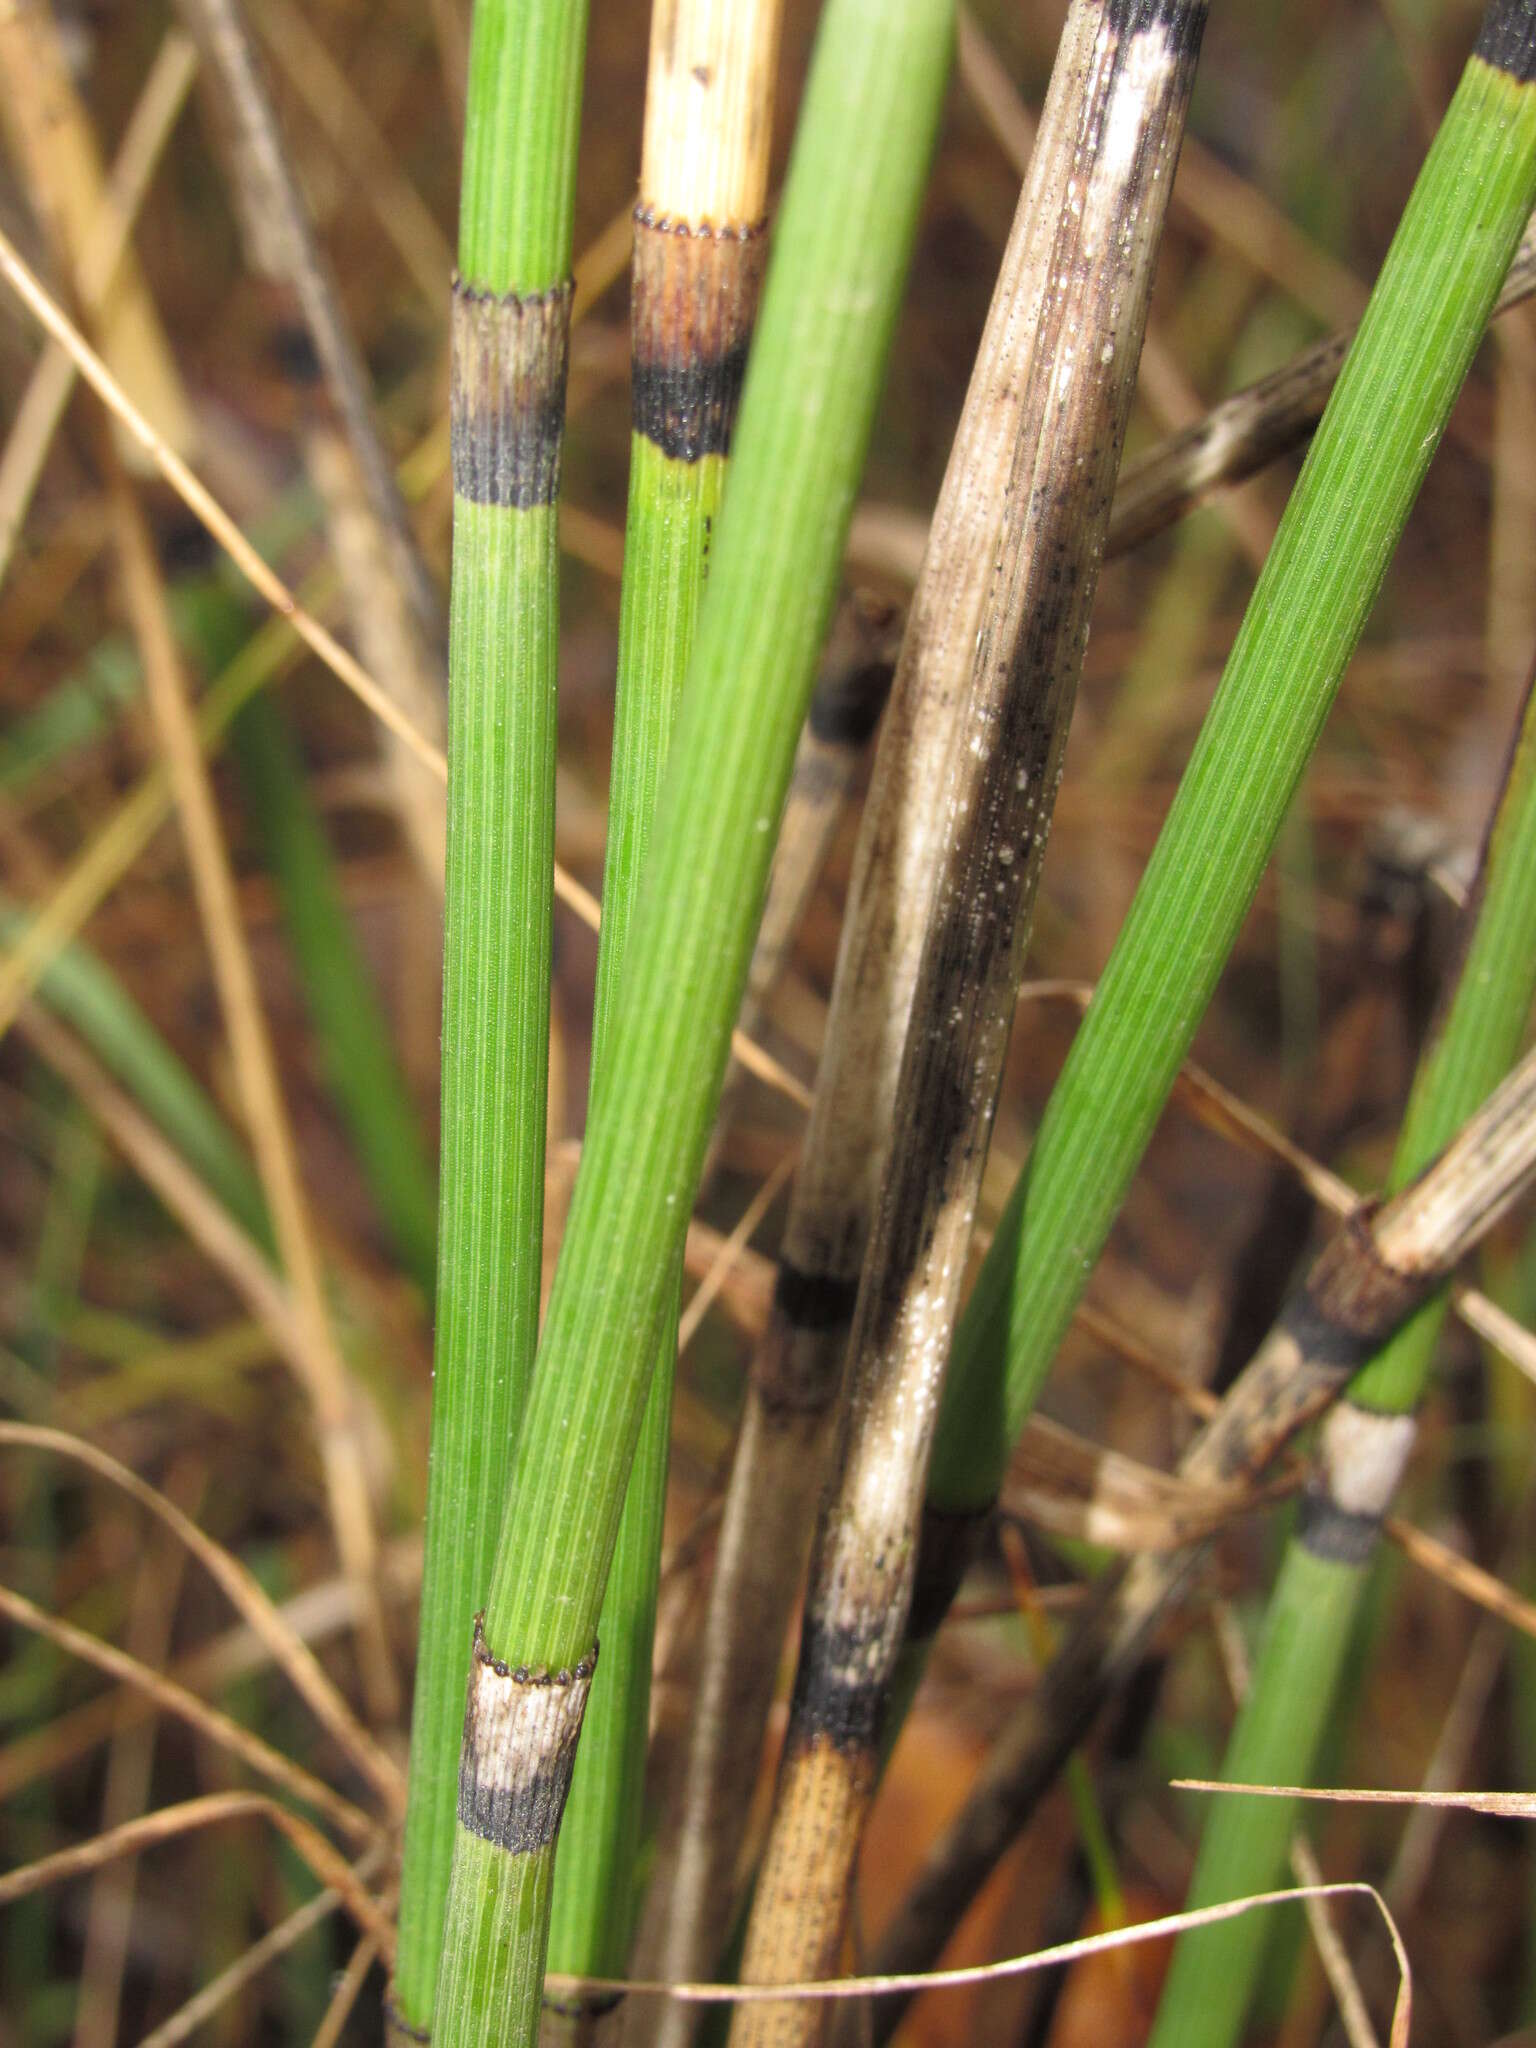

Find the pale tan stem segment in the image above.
[
  {"left": 458, "top": 1619, "right": 598, "bottom": 1856},
  {"left": 639, "top": 0, "right": 783, "bottom": 221}
]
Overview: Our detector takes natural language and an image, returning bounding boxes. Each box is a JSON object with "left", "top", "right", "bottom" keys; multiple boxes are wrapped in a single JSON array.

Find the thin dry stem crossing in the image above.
[
  {"left": 0, "top": 26, "right": 198, "bottom": 583},
  {"left": 107, "top": 468, "right": 398, "bottom": 1721},
  {"left": 0, "top": 1419, "right": 403, "bottom": 1806},
  {"left": 866, "top": 1036, "right": 1536, "bottom": 2007}
]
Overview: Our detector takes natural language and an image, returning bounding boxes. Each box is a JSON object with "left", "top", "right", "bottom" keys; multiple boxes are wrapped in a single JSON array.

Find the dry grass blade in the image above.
[
  {"left": 677, "top": 1150, "right": 797, "bottom": 1354},
  {"left": 1289, "top": 1832, "right": 1383, "bottom": 2048},
  {"left": 176, "top": 0, "right": 441, "bottom": 645},
  {"left": 1211, "top": 1608, "right": 1382, "bottom": 2048},
  {"left": 546, "top": 1879, "right": 1409, "bottom": 2045},
  {"left": 0, "top": 1790, "right": 396, "bottom": 1958},
  {"left": 252, "top": 0, "right": 455, "bottom": 307},
  {"left": 0, "top": 28, "right": 198, "bottom": 583},
  {"left": 1005, "top": 1414, "right": 1275, "bottom": 1554},
  {"left": 0, "top": 1420, "right": 403, "bottom": 1808},
  {"left": 0, "top": 221, "right": 445, "bottom": 777},
  {"left": 0, "top": 1539, "right": 423, "bottom": 1806},
  {"left": 12, "top": 999, "right": 314, "bottom": 1344},
  {"left": 73, "top": 1469, "right": 198, "bottom": 2048},
  {"left": 310, "top": 1933, "right": 383, "bottom": 2048},
  {"left": 1175, "top": 1780, "right": 1536, "bottom": 1820},
  {"left": 1383, "top": 1515, "right": 1536, "bottom": 1642},
  {"left": 0, "top": 1581, "right": 377, "bottom": 1845},
  {"left": 177, "top": 0, "right": 449, "bottom": 887},
  {"left": 135, "top": 1850, "right": 385, "bottom": 2048},
  {"left": 0, "top": 0, "right": 194, "bottom": 459},
  {"left": 105, "top": 466, "right": 397, "bottom": 1721}
]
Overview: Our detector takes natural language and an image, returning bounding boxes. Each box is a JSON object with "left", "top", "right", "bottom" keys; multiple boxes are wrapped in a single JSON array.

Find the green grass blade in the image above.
[
  {"left": 228, "top": 691, "right": 437, "bottom": 1298},
  {"left": 393, "top": 0, "right": 589, "bottom": 2026},
  {"left": 430, "top": 0, "right": 953, "bottom": 2037},
  {"left": 0, "top": 905, "right": 269, "bottom": 1248}
]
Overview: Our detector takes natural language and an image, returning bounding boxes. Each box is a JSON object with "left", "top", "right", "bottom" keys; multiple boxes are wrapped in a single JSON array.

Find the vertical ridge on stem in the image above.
[
  {"left": 393, "top": 0, "right": 590, "bottom": 2028},
  {"left": 546, "top": 0, "right": 782, "bottom": 2028}
]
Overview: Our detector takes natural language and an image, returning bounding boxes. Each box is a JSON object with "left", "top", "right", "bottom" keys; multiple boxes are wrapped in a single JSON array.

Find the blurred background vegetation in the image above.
[{"left": 2, "top": 0, "right": 1535, "bottom": 2041}]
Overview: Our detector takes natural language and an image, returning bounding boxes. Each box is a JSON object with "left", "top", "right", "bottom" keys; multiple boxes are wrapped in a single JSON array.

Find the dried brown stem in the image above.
[
  {"left": 633, "top": 0, "right": 1140, "bottom": 1996},
  {"left": 727, "top": 9, "right": 1206, "bottom": 2042},
  {"left": 1108, "top": 224, "right": 1536, "bottom": 554}
]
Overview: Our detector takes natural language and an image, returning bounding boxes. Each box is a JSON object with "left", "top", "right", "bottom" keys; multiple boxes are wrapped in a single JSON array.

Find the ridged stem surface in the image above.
[
  {"left": 394, "top": 0, "right": 589, "bottom": 2025},
  {"left": 431, "top": 0, "right": 953, "bottom": 2040},
  {"left": 547, "top": 0, "right": 781, "bottom": 2014},
  {"left": 926, "top": 10, "right": 1536, "bottom": 1527}
]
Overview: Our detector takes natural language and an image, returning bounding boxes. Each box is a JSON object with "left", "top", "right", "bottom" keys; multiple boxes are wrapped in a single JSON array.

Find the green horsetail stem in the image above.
[
  {"left": 429, "top": 0, "right": 952, "bottom": 2040},
  {"left": 544, "top": 0, "right": 782, "bottom": 2021},
  {"left": 1148, "top": 661, "right": 1536, "bottom": 2048},
  {"left": 923, "top": 0, "right": 1536, "bottom": 1535},
  {"left": 392, "top": 0, "right": 589, "bottom": 2030}
]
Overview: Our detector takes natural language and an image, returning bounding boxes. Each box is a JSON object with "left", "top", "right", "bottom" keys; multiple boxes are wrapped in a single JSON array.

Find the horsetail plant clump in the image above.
[
  {"left": 426, "top": 0, "right": 952, "bottom": 2039},
  {"left": 847, "top": 0, "right": 1536, "bottom": 1988},
  {"left": 393, "top": 0, "right": 589, "bottom": 2028},
  {"left": 544, "top": 0, "right": 783, "bottom": 2024},
  {"left": 1147, "top": 660, "right": 1536, "bottom": 2048},
  {"left": 913, "top": 0, "right": 1536, "bottom": 1659}
]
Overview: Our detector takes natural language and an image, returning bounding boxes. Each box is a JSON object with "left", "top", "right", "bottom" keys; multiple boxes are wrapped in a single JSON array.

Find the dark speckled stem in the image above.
[{"left": 728, "top": 8, "right": 1206, "bottom": 2042}]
